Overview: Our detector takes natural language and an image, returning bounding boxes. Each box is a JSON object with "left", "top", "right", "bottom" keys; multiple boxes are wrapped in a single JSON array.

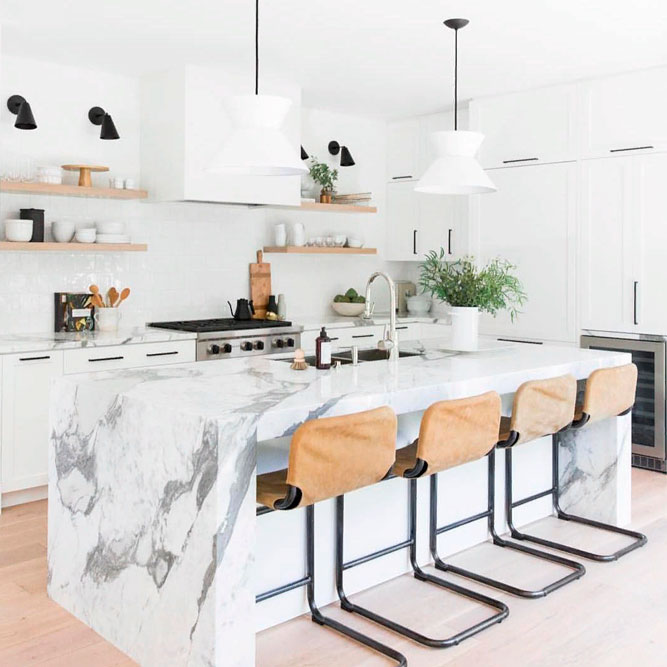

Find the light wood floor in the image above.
[{"left": 1, "top": 469, "right": 664, "bottom": 666}]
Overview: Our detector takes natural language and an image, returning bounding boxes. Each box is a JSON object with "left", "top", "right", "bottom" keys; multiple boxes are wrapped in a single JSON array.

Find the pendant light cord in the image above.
[
  {"left": 453, "top": 26, "right": 458, "bottom": 131},
  {"left": 255, "top": 0, "right": 259, "bottom": 95}
]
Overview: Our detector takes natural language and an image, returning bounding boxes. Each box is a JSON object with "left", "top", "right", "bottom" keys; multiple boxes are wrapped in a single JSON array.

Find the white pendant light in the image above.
[
  {"left": 209, "top": 0, "right": 307, "bottom": 176},
  {"left": 415, "top": 19, "right": 496, "bottom": 195}
]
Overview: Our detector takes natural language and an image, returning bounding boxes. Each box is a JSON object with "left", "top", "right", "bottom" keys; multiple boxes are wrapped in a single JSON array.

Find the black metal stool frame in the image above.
[
  {"left": 256, "top": 501, "right": 408, "bottom": 667},
  {"left": 334, "top": 477, "right": 509, "bottom": 649},
  {"left": 504, "top": 411, "right": 648, "bottom": 562},
  {"left": 430, "top": 446, "right": 586, "bottom": 599}
]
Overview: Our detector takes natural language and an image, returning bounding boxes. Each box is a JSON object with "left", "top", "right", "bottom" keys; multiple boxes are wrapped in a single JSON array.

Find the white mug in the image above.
[
  {"left": 95, "top": 308, "right": 122, "bottom": 333},
  {"left": 274, "top": 223, "right": 287, "bottom": 247},
  {"left": 291, "top": 222, "right": 306, "bottom": 247}
]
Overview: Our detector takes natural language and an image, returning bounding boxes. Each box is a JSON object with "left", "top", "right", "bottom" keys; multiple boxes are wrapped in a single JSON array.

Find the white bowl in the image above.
[
  {"left": 96, "top": 221, "right": 126, "bottom": 235},
  {"left": 332, "top": 301, "right": 366, "bottom": 317},
  {"left": 406, "top": 295, "right": 432, "bottom": 315},
  {"left": 333, "top": 235, "right": 347, "bottom": 247},
  {"left": 75, "top": 228, "right": 97, "bottom": 243},
  {"left": 51, "top": 221, "right": 75, "bottom": 243},
  {"left": 347, "top": 237, "right": 364, "bottom": 248},
  {"left": 5, "top": 219, "right": 33, "bottom": 242}
]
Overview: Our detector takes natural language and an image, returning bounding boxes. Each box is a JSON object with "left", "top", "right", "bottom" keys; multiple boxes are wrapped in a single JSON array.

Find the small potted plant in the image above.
[
  {"left": 308, "top": 157, "right": 338, "bottom": 203},
  {"left": 419, "top": 251, "right": 526, "bottom": 350}
]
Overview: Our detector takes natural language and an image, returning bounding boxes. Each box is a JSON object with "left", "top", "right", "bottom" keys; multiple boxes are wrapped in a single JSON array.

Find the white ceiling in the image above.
[{"left": 2, "top": 0, "right": 667, "bottom": 119}]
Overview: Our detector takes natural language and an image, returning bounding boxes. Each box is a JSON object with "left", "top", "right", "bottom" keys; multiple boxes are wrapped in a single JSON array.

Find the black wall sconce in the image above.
[
  {"left": 300, "top": 145, "right": 309, "bottom": 160},
  {"left": 7, "top": 95, "right": 37, "bottom": 130},
  {"left": 328, "top": 140, "right": 355, "bottom": 167},
  {"left": 88, "top": 106, "right": 120, "bottom": 140}
]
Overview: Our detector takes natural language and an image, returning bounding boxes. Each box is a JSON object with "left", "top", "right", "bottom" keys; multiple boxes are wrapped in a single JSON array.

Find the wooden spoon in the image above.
[
  {"left": 116, "top": 287, "right": 131, "bottom": 306},
  {"left": 89, "top": 284, "right": 105, "bottom": 309},
  {"left": 108, "top": 287, "right": 119, "bottom": 308}
]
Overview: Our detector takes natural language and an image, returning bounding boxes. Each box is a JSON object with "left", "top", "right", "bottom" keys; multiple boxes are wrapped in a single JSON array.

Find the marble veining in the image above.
[
  {"left": 48, "top": 340, "right": 632, "bottom": 666},
  {"left": 0, "top": 327, "right": 195, "bottom": 355}
]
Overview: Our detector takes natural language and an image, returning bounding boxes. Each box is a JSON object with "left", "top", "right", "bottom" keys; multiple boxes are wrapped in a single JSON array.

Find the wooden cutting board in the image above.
[{"left": 249, "top": 250, "right": 271, "bottom": 319}]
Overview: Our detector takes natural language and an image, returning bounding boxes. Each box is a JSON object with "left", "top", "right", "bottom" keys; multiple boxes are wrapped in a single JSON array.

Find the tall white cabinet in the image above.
[
  {"left": 581, "top": 152, "right": 667, "bottom": 335},
  {"left": 474, "top": 162, "right": 577, "bottom": 343}
]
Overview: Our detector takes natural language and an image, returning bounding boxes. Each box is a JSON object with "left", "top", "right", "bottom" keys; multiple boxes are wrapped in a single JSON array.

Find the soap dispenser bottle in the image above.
[{"left": 316, "top": 327, "right": 332, "bottom": 370}]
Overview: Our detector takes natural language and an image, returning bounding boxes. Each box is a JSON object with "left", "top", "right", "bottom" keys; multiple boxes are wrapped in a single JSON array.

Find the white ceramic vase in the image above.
[{"left": 449, "top": 306, "right": 479, "bottom": 351}]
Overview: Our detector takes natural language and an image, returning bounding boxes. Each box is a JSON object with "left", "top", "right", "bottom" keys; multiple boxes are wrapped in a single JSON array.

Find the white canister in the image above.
[
  {"left": 277, "top": 294, "right": 286, "bottom": 320},
  {"left": 95, "top": 308, "right": 122, "bottom": 333},
  {"left": 291, "top": 223, "right": 306, "bottom": 247},
  {"left": 449, "top": 306, "right": 479, "bottom": 351},
  {"left": 274, "top": 223, "right": 287, "bottom": 247}
]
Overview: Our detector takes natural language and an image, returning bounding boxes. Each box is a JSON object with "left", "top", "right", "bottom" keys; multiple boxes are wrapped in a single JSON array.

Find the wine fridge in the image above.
[{"left": 581, "top": 334, "right": 666, "bottom": 472}]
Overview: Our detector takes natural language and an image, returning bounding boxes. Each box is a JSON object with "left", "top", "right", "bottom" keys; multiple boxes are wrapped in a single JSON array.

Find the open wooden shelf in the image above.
[
  {"left": 263, "top": 246, "right": 377, "bottom": 255},
  {"left": 0, "top": 181, "right": 148, "bottom": 200},
  {"left": 0, "top": 242, "right": 147, "bottom": 252},
  {"left": 282, "top": 202, "right": 377, "bottom": 213}
]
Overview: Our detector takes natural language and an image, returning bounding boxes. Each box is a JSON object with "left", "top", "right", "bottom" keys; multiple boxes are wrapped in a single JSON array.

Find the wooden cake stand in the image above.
[{"left": 61, "top": 164, "right": 109, "bottom": 188}]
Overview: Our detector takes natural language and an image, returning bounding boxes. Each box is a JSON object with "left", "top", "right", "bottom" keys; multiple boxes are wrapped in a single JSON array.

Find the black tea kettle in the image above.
[{"left": 228, "top": 299, "right": 255, "bottom": 321}]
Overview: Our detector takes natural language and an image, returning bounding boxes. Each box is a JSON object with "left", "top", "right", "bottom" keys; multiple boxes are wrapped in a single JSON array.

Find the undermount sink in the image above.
[{"left": 279, "top": 349, "right": 421, "bottom": 366}]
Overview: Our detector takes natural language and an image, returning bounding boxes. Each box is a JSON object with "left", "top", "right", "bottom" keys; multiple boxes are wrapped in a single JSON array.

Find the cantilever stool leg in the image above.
[
  {"left": 431, "top": 376, "right": 587, "bottom": 598},
  {"left": 335, "top": 392, "right": 509, "bottom": 648},
  {"left": 256, "top": 407, "right": 407, "bottom": 666},
  {"left": 507, "top": 364, "right": 647, "bottom": 562}
]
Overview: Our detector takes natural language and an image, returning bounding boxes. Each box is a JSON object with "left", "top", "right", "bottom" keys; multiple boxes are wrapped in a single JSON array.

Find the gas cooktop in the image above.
[{"left": 148, "top": 318, "right": 294, "bottom": 333}]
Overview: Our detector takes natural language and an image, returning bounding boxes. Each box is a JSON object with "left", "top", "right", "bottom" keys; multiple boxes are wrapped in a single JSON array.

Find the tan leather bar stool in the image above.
[
  {"left": 431, "top": 376, "right": 586, "bottom": 598},
  {"left": 256, "top": 407, "right": 407, "bottom": 667},
  {"left": 509, "top": 364, "right": 647, "bottom": 561},
  {"left": 335, "top": 392, "right": 509, "bottom": 649}
]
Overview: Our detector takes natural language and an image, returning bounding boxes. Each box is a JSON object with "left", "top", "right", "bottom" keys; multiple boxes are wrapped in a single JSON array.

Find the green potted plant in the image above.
[
  {"left": 419, "top": 251, "right": 527, "bottom": 350},
  {"left": 308, "top": 158, "right": 338, "bottom": 203}
]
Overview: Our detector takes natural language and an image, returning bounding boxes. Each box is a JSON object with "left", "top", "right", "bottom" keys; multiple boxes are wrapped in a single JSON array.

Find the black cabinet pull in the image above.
[
  {"left": 502, "top": 157, "right": 539, "bottom": 164},
  {"left": 448, "top": 228, "right": 453, "bottom": 255},
  {"left": 610, "top": 145, "right": 654, "bottom": 153},
  {"left": 330, "top": 337, "right": 340, "bottom": 341},
  {"left": 396, "top": 326, "right": 409, "bottom": 330},
  {"left": 352, "top": 334, "right": 374, "bottom": 339},
  {"left": 146, "top": 351, "right": 179, "bottom": 358},
  {"left": 413, "top": 229, "right": 418, "bottom": 255},
  {"left": 634, "top": 281, "right": 639, "bottom": 325},
  {"left": 19, "top": 355, "right": 51, "bottom": 362},
  {"left": 392, "top": 175, "right": 413, "bottom": 180},
  {"left": 88, "top": 356, "right": 125, "bottom": 363},
  {"left": 497, "top": 338, "right": 543, "bottom": 345}
]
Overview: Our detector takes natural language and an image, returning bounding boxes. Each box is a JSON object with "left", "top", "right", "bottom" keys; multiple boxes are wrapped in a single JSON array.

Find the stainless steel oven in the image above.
[{"left": 581, "top": 334, "right": 666, "bottom": 472}]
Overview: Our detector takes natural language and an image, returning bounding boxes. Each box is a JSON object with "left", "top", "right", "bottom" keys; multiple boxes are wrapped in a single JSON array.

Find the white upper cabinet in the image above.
[
  {"left": 470, "top": 85, "right": 577, "bottom": 169},
  {"left": 579, "top": 67, "right": 667, "bottom": 158},
  {"left": 141, "top": 67, "right": 301, "bottom": 205},
  {"left": 386, "top": 181, "right": 420, "bottom": 261},
  {"left": 386, "top": 119, "right": 421, "bottom": 182},
  {"left": 474, "top": 162, "right": 577, "bottom": 343}
]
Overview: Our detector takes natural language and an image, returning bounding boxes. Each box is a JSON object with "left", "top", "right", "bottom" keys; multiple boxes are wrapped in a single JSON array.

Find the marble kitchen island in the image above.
[{"left": 47, "top": 340, "right": 632, "bottom": 666}]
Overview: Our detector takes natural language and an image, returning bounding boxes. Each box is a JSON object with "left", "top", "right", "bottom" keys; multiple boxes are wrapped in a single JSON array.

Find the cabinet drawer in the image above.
[{"left": 64, "top": 340, "right": 195, "bottom": 374}]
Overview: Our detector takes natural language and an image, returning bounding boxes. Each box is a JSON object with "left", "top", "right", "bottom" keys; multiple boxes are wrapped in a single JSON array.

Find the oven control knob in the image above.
[
  {"left": 241, "top": 341, "right": 253, "bottom": 352},
  {"left": 275, "top": 339, "right": 285, "bottom": 348},
  {"left": 208, "top": 344, "right": 220, "bottom": 355},
  {"left": 254, "top": 341, "right": 265, "bottom": 350},
  {"left": 222, "top": 343, "right": 233, "bottom": 354},
  {"left": 287, "top": 338, "right": 295, "bottom": 348}
]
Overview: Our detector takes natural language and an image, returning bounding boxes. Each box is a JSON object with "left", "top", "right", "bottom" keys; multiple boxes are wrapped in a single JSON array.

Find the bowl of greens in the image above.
[{"left": 332, "top": 288, "right": 366, "bottom": 316}]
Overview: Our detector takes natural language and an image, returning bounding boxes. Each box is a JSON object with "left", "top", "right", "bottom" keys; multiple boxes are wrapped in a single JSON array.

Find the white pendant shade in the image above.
[
  {"left": 210, "top": 94, "right": 307, "bottom": 176},
  {"left": 415, "top": 130, "right": 496, "bottom": 195}
]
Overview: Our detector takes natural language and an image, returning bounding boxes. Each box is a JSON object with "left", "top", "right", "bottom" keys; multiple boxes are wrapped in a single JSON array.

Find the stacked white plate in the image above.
[{"left": 96, "top": 221, "right": 129, "bottom": 244}]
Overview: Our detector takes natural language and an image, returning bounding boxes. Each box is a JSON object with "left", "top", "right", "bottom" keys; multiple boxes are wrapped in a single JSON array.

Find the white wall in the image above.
[{"left": 0, "top": 55, "right": 411, "bottom": 333}]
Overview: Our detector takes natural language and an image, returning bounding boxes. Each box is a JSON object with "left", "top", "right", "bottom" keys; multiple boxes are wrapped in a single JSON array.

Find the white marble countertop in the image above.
[{"left": 0, "top": 327, "right": 196, "bottom": 354}]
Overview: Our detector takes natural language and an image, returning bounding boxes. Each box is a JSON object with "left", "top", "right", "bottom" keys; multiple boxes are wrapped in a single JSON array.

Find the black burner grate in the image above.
[{"left": 148, "top": 318, "right": 293, "bottom": 333}]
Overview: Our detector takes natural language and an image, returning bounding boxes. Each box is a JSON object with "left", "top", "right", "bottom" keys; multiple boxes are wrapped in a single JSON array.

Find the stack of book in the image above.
[{"left": 331, "top": 192, "right": 373, "bottom": 206}]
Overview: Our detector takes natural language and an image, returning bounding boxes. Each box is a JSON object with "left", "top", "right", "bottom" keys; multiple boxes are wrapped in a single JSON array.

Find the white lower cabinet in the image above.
[
  {"left": 474, "top": 162, "right": 577, "bottom": 343},
  {"left": 1, "top": 340, "right": 196, "bottom": 502},
  {"left": 1, "top": 351, "right": 63, "bottom": 493}
]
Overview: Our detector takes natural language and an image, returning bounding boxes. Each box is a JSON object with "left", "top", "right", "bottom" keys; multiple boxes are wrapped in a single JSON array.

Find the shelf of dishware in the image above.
[
  {"left": 0, "top": 181, "right": 148, "bottom": 200},
  {"left": 263, "top": 246, "right": 377, "bottom": 255},
  {"left": 279, "top": 202, "right": 377, "bottom": 213},
  {"left": 0, "top": 242, "right": 147, "bottom": 252}
]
